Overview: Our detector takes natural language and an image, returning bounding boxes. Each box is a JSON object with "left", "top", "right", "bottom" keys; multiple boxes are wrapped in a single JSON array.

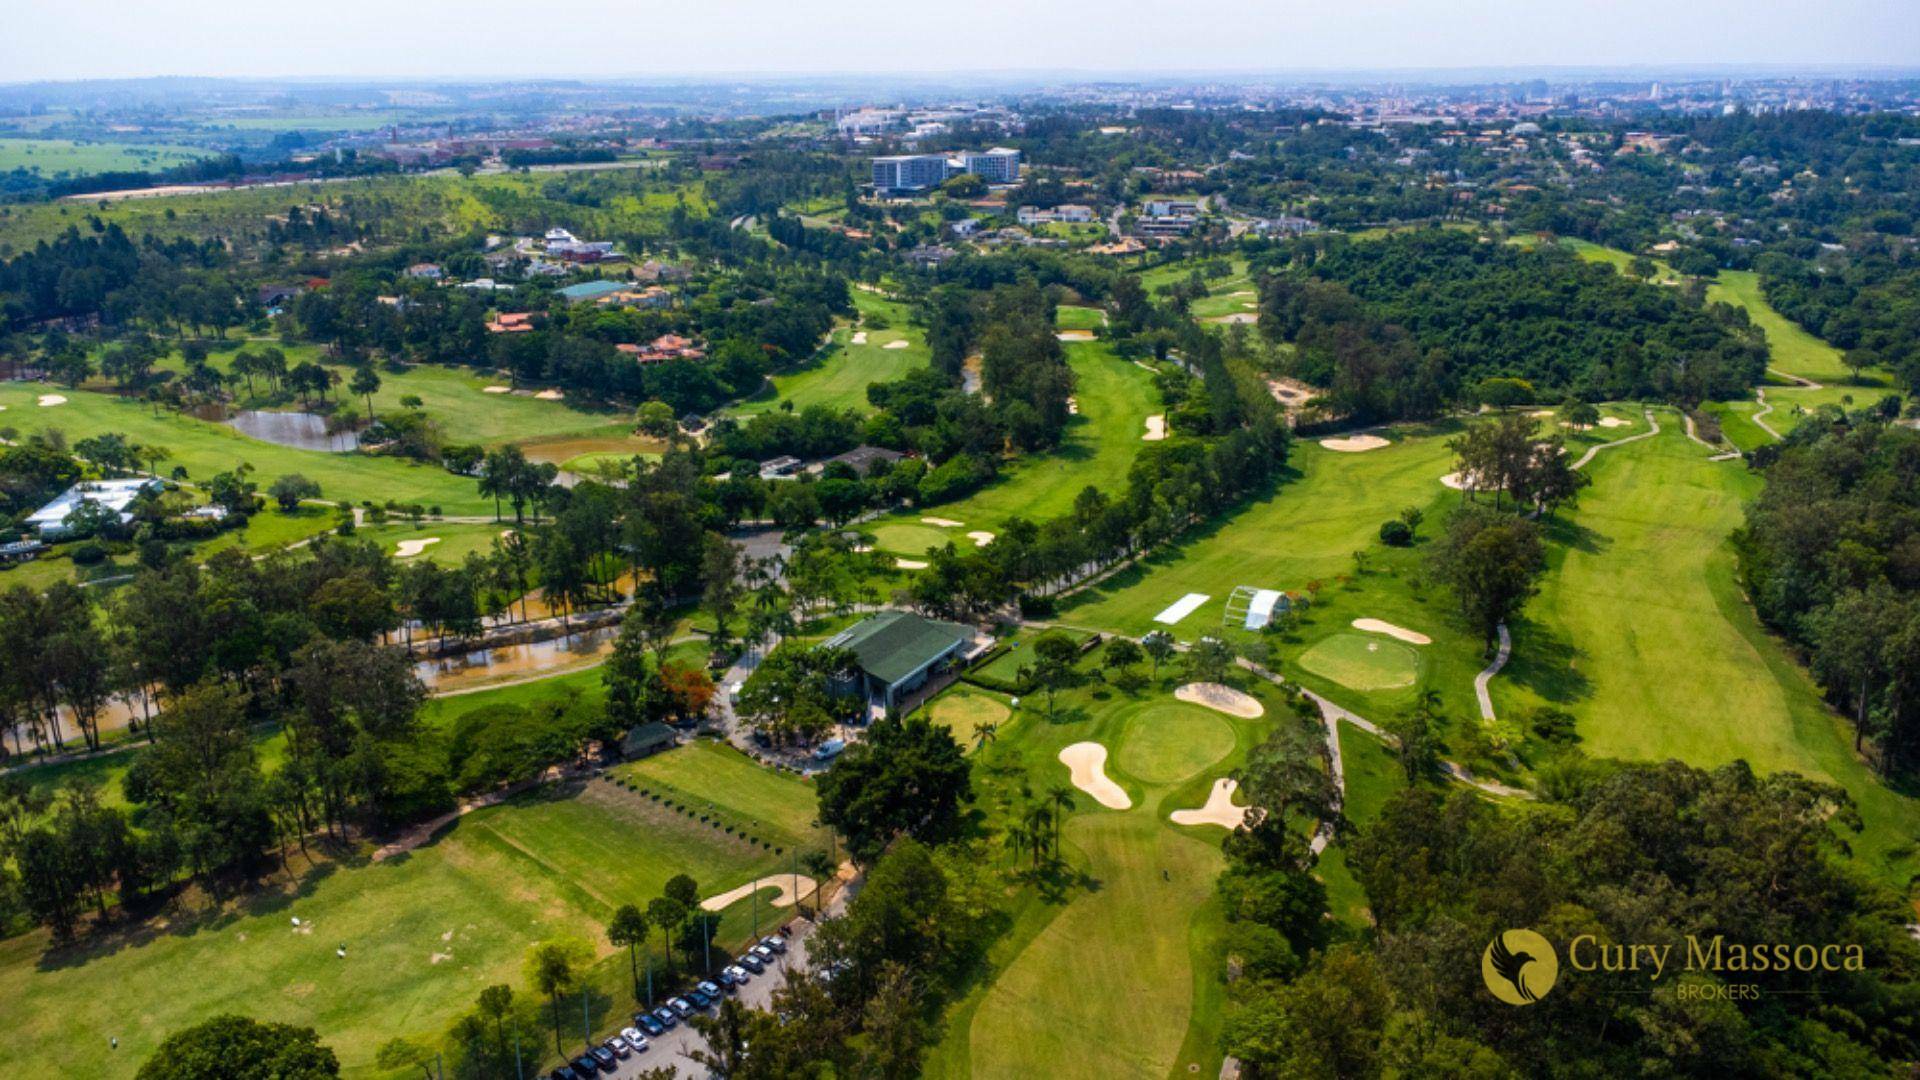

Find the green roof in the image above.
[
  {"left": 828, "top": 611, "right": 973, "bottom": 686},
  {"left": 558, "top": 279, "right": 626, "bottom": 302},
  {"left": 621, "top": 722, "right": 678, "bottom": 756}
]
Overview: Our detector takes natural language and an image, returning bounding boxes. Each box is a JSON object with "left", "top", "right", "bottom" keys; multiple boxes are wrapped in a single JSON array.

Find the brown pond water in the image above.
[
  {"left": 413, "top": 625, "right": 620, "bottom": 693},
  {"left": 226, "top": 409, "right": 360, "bottom": 452}
]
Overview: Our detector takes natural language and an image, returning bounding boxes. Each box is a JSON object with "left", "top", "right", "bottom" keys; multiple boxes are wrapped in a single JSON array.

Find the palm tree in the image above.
[
  {"left": 1022, "top": 804, "right": 1054, "bottom": 866},
  {"left": 607, "top": 904, "right": 651, "bottom": 1004},
  {"left": 1045, "top": 784, "right": 1075, "bottom": 852},
  {"left": 647, "top": 897, "right": 685, "bottom": 981},
  {"left": 971, "top": 721, "right": 999, "bottom": 752}
]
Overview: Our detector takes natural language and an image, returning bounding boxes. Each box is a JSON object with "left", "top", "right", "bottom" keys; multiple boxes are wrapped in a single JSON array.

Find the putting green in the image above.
[
  {"left": 927, "top": 689, "right": 1011, "bottom": 746},
  {"left": 1297, "top": 633, "right": 1420, "bottom": 691},
  {"left": 870, "top": 522, "right": 953, "bottom": 556},
  {"left": 1115, "top": 702, "right": 1236, "bottom": 785}
]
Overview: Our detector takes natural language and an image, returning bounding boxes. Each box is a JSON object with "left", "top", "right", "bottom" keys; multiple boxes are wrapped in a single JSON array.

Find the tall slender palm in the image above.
[
  {"left": 972, "top": 722, "right": 999, "bottom": 753},
  {"left": 1045, "top": 784, "right": 1075, "bottom": 853}
]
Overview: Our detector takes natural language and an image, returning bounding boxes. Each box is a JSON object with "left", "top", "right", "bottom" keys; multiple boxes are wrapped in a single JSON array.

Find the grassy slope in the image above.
[
  {"left": 0, "top": 738, "right": 816, "bottom": 1078},
  {"left": 1496, "top": 414, "right": 1920, "bottom": 885},
  {"left": 0, "top": 381, "right": 490, "bottom": 514},
  {"left": 734, "top": 292, "right": 929, "bottom": 416},
  {"left": 0, "top": 138, "right": 210, "bottom": 176},
  {"left": 865, "top": 341, "right": 1160, "bottom": 548},
  {"left": 926, "top": 680, "right": 1273, "bottom": 1080}
]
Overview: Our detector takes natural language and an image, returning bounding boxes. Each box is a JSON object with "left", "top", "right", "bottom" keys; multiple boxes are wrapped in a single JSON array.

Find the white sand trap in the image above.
[
  {"left": 37, "top": 394, "right": 67, "bottom": 407},
  {"left": 394, "top": 537, "right": 442, "bottom": 558},
  {"left": 1059, "top": 742, "right": 1130, "bottom": 810},
  {"left": 850, "top": 331, "right": 868, "bottom": 345},
  {"left": 851, "top": 543, "right": 873, "bottom": 553},
  {"left": 1056, "top": 329, "right": 1096, "bottom": 341},
  {"left": 895, "top": 558, "right": 928, "bottom": 570},
  {"left": 1143, "top": 414, "right": 1167, "bottom": 441},
  {"left": 1154, "top": 592, "right": 1210, "bottom": 624},
  {"left": 1597, "top": 416, "right": 1631, "bottom": 428},
  {"left": 920, "top": 516, "right": 964, "bottom": 528},
  {"left": 966, "top": 530, "right": 995, "bottom": 547},
  {"left": 1319, "top": 434, "right": 1389, "bottom": 452},
  {"left": 1170, "top": 778, "right": 1250, "bottom": 829},
  {"left": 882, "top": 340, "right": 910, "bottom": 350},
  {"left": 1229, "top": 290, "right": 1256, "bottom": 298},
  {"left": 534, "top": 389, "right": 565, "bottom": 400},
  {"left": 1440, "top": 470, "right": 1489, "bottom": 491},
  {"left": 1352, "top": 618, "right": 1432, "bottom": 645},
  {"left": 700, "top": 874, "right": 818, "bottom": 913},
  {"left": 1176, "top": 682, "right": 1265, "bottom": 719},
  {"left": 482, "top": 385, "right": 512, "bottom": 394},
  {"left": 1529, "top": 410, "right": 1556, "bottom": 418},
  {"left": 1209, "top": 312, "right": 1258, "bottom": 324}
]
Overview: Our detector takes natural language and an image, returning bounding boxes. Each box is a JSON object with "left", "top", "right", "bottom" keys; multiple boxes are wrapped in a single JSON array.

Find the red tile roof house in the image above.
[
  {"left": 486, "top": 312, "right": 536, "bottom": 333},
  {"left": 616, "top": 334, "right": 706, "bottom": 364}
]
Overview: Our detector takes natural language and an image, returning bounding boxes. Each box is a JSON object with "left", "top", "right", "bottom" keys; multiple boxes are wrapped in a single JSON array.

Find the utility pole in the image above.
[{"left": 582, "top": 988, "right": 591, "bottom": 1050}]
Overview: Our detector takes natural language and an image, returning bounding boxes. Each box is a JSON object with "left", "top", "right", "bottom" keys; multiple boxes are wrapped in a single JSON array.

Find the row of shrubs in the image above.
[{"left": 602, "top": 774, "right": 785, "bottom": 855}]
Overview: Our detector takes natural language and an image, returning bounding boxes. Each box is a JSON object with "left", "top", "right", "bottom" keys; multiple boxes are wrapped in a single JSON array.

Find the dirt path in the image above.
[
  {"left": 1752, "top": 388, "right": 1783, "bottom": 440},
  {"left": 1570, "top": 408, "right": 1660, "bottom": 469}
]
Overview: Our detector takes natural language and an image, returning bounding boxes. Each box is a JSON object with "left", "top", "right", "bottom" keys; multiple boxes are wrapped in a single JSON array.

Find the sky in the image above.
[{"left": 2, "top": 0, "right": 1917, "bottom": 82}]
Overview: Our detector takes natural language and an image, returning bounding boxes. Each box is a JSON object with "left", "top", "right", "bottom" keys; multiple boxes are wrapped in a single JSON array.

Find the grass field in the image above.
[
  {"left": 0, "top": 138, "right": 211, "bottom": 176},
  {"left": 613, "top": 739, "right": 827, "bottom": 852},
  {"left": 1297, "top": 633, "right": 1422, "bottom": 691},
  {"left": 1494, "top": 412, "right": 1920, "bottom": 886},
  {"left": 733, "top": 292, "right": 928, "bottom": 415},
  {"left": 0, "top": 381, "right": 491, "bottom": 514},
  {"left": 923, "top": 674, "right": 1280, "bottom": 1080},
  {"left": 924, "top": 687, "right": 1011, "bottom": 746},
  {"left": 865, "top": 340, "right": 1161, "bottom": 540},
  {"left": 0, "top": 738, "right": 818, "bottom": 1078},
  {"left": 1054, "top": 305, "right": 1107, "bottom": 331}
]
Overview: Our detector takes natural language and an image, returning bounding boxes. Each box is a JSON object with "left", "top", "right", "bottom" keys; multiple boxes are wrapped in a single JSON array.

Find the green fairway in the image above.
[
  {"left": 0, "top": 381, "right": 491, "bottom": 514},
  {"left": 924, "top": 687, "right": 1011, "bottom": 746},
  {"left": 0, "top": 137, "right": 211, "bottom": 176},
  {"left": 927, "top": 680, "right": 1278, "bottom": 1080},
  {"left": 614, "top": 739, "right": 827, "bottom": 851},
  {"left": 1297, "top": 633, "right": 1421, "bottom": 691},
  {"left": 734, "top": 292, "right": 928, "bottom": 415},
  {"left": 865, "top": 340, "right": 1160, "bottom": 534},
  {"left": 1315, "top": 723, "right": 1405, "bottom": 927},
  {"left": 357, "top": 520, "right": 513, "bottom": 565},
  {"left": 1055, "top": 305, "right": 1106, "bottom": 331},
  {"left": 869, "top": 521, "right": 956, "bottom": 557},
  {"left": 1495, "top": 412, "right": 1920, "bottom": 886},
  {"left": 0, "top": 768, "right": 805, "bottom": 1078}
]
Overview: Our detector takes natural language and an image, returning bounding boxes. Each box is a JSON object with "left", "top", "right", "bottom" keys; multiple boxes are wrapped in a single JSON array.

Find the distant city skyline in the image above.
[{"left": 4, "top": 0, "right": 1919, "bottom": 84}]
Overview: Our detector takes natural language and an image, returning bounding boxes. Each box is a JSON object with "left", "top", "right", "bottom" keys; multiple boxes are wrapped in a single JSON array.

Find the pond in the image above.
[
  {"left": 226, "top": 410, "right": 360, "bottom": 452},
  {"left": 413, "top": 625, "right": 620, "bottom": 694}
]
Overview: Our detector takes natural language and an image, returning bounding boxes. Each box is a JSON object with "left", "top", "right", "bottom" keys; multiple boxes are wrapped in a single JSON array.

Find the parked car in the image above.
[
  {"left": 760, "top": 934, "right": 788, "bottom": 955},
  {"left": 725, "top": 963, "right": 752, "bottom": 985},
  {"left": 667, "top": 996, "right": 695, "bottom": 1019},
  {"left": 685, "top": 988, "right": 711, "bottom": 1009},
  {"left": 606, "top": 1036, "right": 632, "bottom": 1059},
  {"left": 736, "top": 953, "right": 766, "bottom": 973},
  {"left": 651, "top": 1006, "right": 679, "bottom": 1029},
  {"left": 549, "top": 1068, "right": 579, "bottom": 1080},
  {"left": 570, "top": 1056, "right": 599, "bottom": 1077},
  {"left": 620, "top": 1027, "right": 651, "bottom": 1053},
  {"left": 589, "top": 1045, "right": 617, "bottom": 1071},
  {"left": 635, "top": 1013, "right": 666, "bottom": 1037},
  {"left": 749, "top": 944, "right": 777, "bottom": 964}
]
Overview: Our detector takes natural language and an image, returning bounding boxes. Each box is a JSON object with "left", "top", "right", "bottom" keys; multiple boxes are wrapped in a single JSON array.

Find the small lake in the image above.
[
  {"left": 414, "top": 626, "right": 620, "bottom": 693},
  {"left": 226, "top": 410, "right": 360, "bottom": 452}
]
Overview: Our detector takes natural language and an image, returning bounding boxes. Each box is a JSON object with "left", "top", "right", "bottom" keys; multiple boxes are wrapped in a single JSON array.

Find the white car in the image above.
[
  {"left": 619, "top": 1028, "right": 650, "bottom": 1053},
  {"left": 725, "top": 963, "right": 752, "bottom": 984}
]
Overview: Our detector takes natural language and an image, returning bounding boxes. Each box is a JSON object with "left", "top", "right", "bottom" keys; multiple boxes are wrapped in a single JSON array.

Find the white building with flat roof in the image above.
[
  {"left": 961, "top": 148, "right": 1020, "bottom": 184},
  {"left": 26, "top": 478, "right": 163, "bottom": 539},
  {"left": 871, "top": 154, "right": 951, "bottom": 193}
]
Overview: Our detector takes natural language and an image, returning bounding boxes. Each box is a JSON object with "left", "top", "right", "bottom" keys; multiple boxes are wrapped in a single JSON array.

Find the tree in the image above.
[
  {"left": 1023, "top": 631, "right": 1084, "bottom": 715},
  {"left": 523, "top": 937, "right": 590, "bottom": 1057},
  {"left": 268, "top": 473, "right": 321, "bottom": 512},
  {"left": 1101, "top": 636, "right": 1146, "bottom": 691},
  {"left": 635, "top": 400, "right": 677, "bottom": 438},
  {"left": 1428, "top": 507, "right": 1545, "bottom": 654},
  {"left": 647, "top": 896, "right": 686, "bottom": 981},
  {"left": 136, "top": 1015, "right": 339, "bottom": 1080},
  {"left": 1184, "top": 635, "right": 1235, "bottom": 686},
  {"left": 475, "top": 984, "right": 515, "bottom": 1065},
  {"left": 1565, "top": 399, "right": 1601, "bottom": 429},
  {"left": 348, "top": 365, "right": 381, "bottom": 422},
  {"left": 374, "top": 1038, "right": 435, "bottom": 1080},
  {"left": 608, "top": 903, "right": 652, "bottom": 1003},
  {"left": 816, "top": 715, "right": 973, "bottom": 863},
  {"left": 1141, "top": 630, "right": 1175, "bottom": 681}
]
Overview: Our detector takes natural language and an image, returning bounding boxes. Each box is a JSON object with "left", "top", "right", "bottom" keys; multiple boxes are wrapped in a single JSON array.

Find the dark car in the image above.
[
  {"left": 737, "top": 953, "right": 766, "bottom": 973},
  {"left": 635, "top": 1013, "right": 666, "bottom": 1037},
  {"left": 549, "top": 1069, "right": 578, "bottom": 1080},
  {"left": 759, "top": 934, "right": 788, "bottom": 955},
  {"left": 651, "top": 1006, "right": 679, "bottom": 1029},
  {"left": 571, "top": 1056, "right": 598, "bottom": 1078},
  {"left": 691, "top": 988, "right": 717, "bottom": 1008},
  {"left": 713, "top": 970, "right": 739, "bottom": 989},
  {"left": 589, "top": 1046, "right": 617, "bottom": 1071}
]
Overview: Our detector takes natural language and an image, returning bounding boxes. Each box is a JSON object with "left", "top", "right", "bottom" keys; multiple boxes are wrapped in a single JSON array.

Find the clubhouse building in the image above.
[{"left": 826, "top": 611, "right": 988, "bottom": 713}]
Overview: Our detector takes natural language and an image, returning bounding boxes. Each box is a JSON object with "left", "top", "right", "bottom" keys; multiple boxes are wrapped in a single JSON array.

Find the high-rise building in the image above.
[
  {"left": 960, "top": 147, "right": 1021, "bottom": 184},
  {"left": 870, "top": 154, "right": 952, "bottom": 192}
]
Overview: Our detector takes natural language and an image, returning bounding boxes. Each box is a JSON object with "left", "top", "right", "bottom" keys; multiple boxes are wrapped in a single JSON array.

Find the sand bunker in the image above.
[
  {"left": 1597, "top": 416, "right": 1631, "bottom": 428},
  {"left": 1176, "top": 682, "right": 1265, "bottom": 719},
  {"left": 966, "top": 530, "right": 995, "bottom": 547},
  {"left": 1143, "top": 414, "right": 1167, "bottom": 441},
  {"left": 534, "top": 389, "right": 565, "bottom": 400},
  {"left": 895, "top": 558, "right": 928, "bottom": 570},
  {"left": 1059, "top": 742, "right": 1130, "bottom": 810},
  {"left": 482, "top": 385, "right": 512, "bottom": 394},
  {"left": 1319, "top": 434, "right": 1389, "bottom": 452},
  {"left": 1056, "top": 329, "right": 1096, "bottom": 341},
  {"left": 920, "top": 517, "right": 964, "bottom": 528},
  {"left": 1351, "top": 618, "right": 1432, "bottom": 645},
  {"left": 1439, "top": 471, "right": 1487, "bottom": 491},
  {"left": 37, "top": 394, "right": 67, "bottom": 407},
  {"left": 1170, "top": 778, "right": 1250, "bottom": 829},
  {"left": 1529, "top": 410, "right": 1555, "bottom": 418},
  {"left": 1209, "top": 312, "right": 1259, "bottom": 324},
  {"left": 700, "top": 874, "right": 818, "bottom": 912},
  {"left": 1268, "top": 380, "right": 1316, "bottom": 406},
  {"left": 394, "top": 537, "right": 442, "bottom": 558},
  {"left": 882, "top": 340, "right": 910, "bottom": 350},
  {"left": 850, "top": 331, "right": 868, "bottom": 345}
]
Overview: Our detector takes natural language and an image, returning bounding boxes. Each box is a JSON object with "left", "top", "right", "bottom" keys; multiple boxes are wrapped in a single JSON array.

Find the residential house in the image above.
[
  {"left": 487, "top": 312, "right": 535, "bottom": 333},
  {"left": 405, "top": 262, "right": 443, "bottom": 280},
  {"left": 815, "top": 445, "right": 904, "bottom": 477}
]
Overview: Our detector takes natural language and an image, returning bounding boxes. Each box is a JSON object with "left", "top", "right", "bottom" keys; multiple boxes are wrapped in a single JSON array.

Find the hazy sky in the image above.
[{"left": 3, "top": 0, "right": 1917, "bottom": 82}]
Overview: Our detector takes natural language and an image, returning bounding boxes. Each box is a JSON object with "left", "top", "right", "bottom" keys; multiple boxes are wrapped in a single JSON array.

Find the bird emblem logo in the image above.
[{"left": 1482, "top": 929, "right": 1559, "bottom": 1005}]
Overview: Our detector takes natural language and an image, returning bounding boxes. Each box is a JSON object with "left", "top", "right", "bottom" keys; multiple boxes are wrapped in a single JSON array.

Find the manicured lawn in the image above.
[
  {"left": 924, "top": 687, "right": 1011, "bottom": 747},
  {"left": 733, "top": 292, "right": 929, "bottom": 415},
  {"left": 614, "top": 739, "right": 826, "bottom": 852},
  {"left": 1054, "top": 305, "right": 1106, "bottom": 331},
  {"left": 864, "top": 340, "right": 1160, "bottom": 535},
  {"left": 0, "top": 773, "right": 797, "bottom": 1078},
  {"left": 868, "top": 521, "right": 956, "bottom": 558},
  {"left": 926, "top": 677, "right": 1281, "bottom": 1080},
  {"left": 1495, "top": 413, "right": 1920, "bottom": 886},
  {"left": 0, "top": 382, "right": 491, "bottom": 515},
  {"left": 1297, "top": 632, "right": 1422, "bottom": 691},
  {"left": 356, "top": 520, "right": 514, "bottom": 565},
  {"left": 1315, "top": 723, "right": 1404, "bottom": 928}
]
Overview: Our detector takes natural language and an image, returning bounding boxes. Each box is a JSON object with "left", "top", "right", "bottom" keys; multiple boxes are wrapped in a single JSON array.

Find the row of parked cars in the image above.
[{"left": 546, "top": 935, "right": 789, "bottom": 1079}]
